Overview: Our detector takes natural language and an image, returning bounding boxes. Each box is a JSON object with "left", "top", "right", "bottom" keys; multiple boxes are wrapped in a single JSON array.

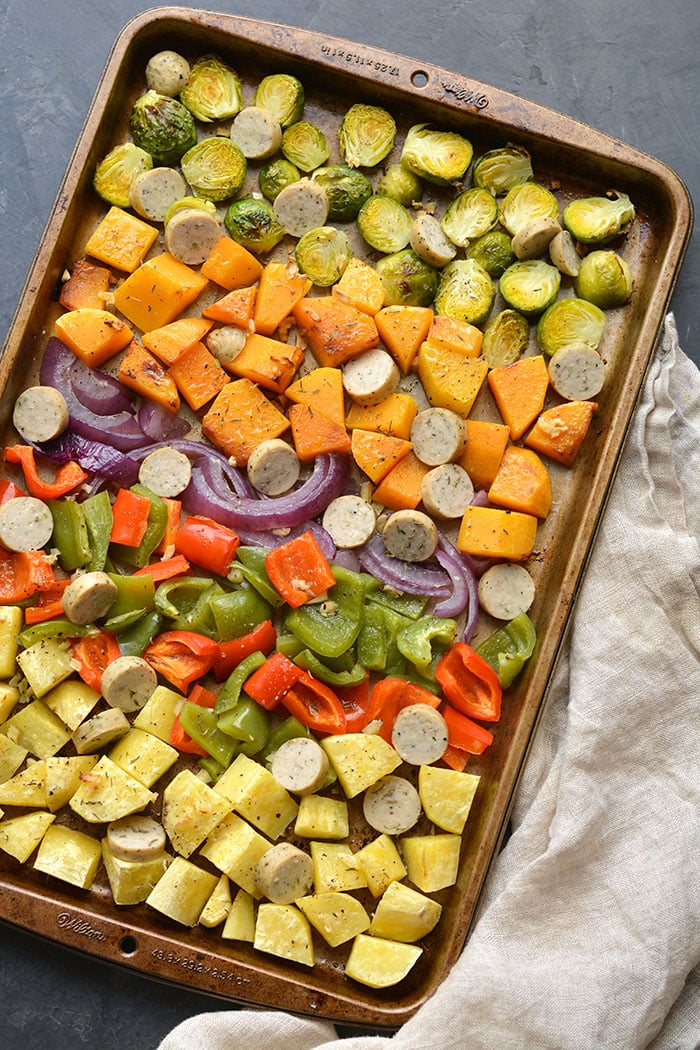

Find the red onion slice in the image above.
[
  {"left": 32, "top": 432, "right": 140, "bottom": 487},
  {"left": 235, "top": 520, "right": 336, "bottom": 561},
  {"left": 138, "top": 401, "right": 191, "bottom": 442},
  {"left": 69, "top": 358, "right": 133, "bottom": 415},
  {"left": 434, "top": 536, "right": 480, "bottom": 638},
  {"left": 358, "top": 533, "right": 452, "bottom": 597}
]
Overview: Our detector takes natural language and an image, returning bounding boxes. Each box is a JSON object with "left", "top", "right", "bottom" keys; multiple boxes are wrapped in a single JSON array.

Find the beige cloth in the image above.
[{"left": 159, "top": 316, "right": 700, "bottom": 1050}]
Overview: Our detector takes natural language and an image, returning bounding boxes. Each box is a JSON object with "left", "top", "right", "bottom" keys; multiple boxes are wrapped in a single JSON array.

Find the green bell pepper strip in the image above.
[
  {"left": 235, "top": 547, "right": 285, "bottom": 607},
  {"left": 155, "top": 577, "right": 216, "bottom": 619},
  {"left": 367, "top": 589, "right": 429, "bottom": 621},
  {"left": 117, "top": 611, "right": 163, "bottom": 657},
  {"left": 476, "top": 612, "right": 537, "bottom": 687},
  {"left": 214, "top": 650, "right": 267, "bottom": 714},
  {"left": 81, "top": 491, "right": 113, "bottom": 572},
  {"left": 217, "top": 698, "right": 271, "bottom": 755},
  {"left": 284, "top": 564, "right": 365, "bottom": 659},
  {"left": 356, "top": 602, "right": 389, "bottom": 672},
  {"left": 173, "top": 581, "right": 226, "bottom": 637},
  {"left": 275, "top": 632, "right": 306, "bottom": 659},
  {"left": 198, "top": 755, "right": 227, "bottom": 782},
  {"left": 111, "top": 484, "right": 168, "bottom": 569},
  {"left": 293, "top": 648, "right": 367, "bottom": 687},
  {"left": 209, "top": 587, "right": 272, "bottom": 642},
  {"left": 48, "top": 499, "right": 91, "bottom": 571},
  {"left": 397, "top": 615, "right": 458, "bottom": 674},
  {"left": 178, "top": 701, "right": 237, "bottom": 768},
  {"left": 107, "top": 573, "right": 156, "bottom": 616},
  {"left": 17, "top": 618, "right": 89, "bottom": 649}
]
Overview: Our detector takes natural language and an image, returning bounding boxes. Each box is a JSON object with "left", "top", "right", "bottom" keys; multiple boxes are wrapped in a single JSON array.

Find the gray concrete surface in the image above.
[{"left": 0, "top": 2, "right": 697, "bottom": 1048}]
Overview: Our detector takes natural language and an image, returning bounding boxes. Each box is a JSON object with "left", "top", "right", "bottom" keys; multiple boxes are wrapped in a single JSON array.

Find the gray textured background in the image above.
[{"left": 0, "top": 2, "right": 697, "bottom": 1047}]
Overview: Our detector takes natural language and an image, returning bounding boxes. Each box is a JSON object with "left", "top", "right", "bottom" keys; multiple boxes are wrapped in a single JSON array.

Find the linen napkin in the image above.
[{"left": 159, "top": 315, "right": 700, "bottom": 1050}]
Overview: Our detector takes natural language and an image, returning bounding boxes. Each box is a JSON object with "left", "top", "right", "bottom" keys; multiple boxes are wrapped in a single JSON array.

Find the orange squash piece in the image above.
[
  {"left": 118, "top": 341, "right": 180, "bottom": 413},
  {"left": 227, "top": 333, "right": 303, "bottom": 394},
  {"left": 417, "top": 342, "right": 488, "bottom": 418},
  {"left": 458, "top": 419, "right": 510, "bottom": 490},
  {"left": 54, "top": 308, "right": 133, "bottom": 367},
  {"left": 332, "top": 258, "right": 385, "bottom": 315},
  {"left": 525, "top": 400, "right": 598, "bottom": 466},
  {"left": 350, "top": 429, "right": 412, "bottom": 484},
  {"left": 293, "top": 297, "right": 379, "bottom": 368},
  {"left": 168, "top": 341, "right": 229, "bottom": 410},
  {"left": 487, "top": 355, "right": 550, "bottom": 440},
  {"left": 201, "top": 236, "right": 263, "bottom": 290},
  {"left": 284, "top": 367, "right": 345, "bottom": 429},
  {"left": 372, "top": 452, "right": 431, "bottom": 511},
  {"left": 488, "top": 446, "right": 552, "bottom": 519},
  {"left": 288, "top": 404, "right": 352, "bottom": 461},
  {"left": 201, "top": 379, "right": 290, "bottom": 465},
  {"left": 85, "top": 206, "right": 158, "bottom": 273},
  {"left": 142, "top": 317, "right": 214, "bottom": 365},
  {"left": 59, "top": 258, "right": 112, "bottom": 311},
  {"left": 113, "top": 253, "right": 208, "bottom": 332},
  {"left": 346, "top": 392, "right": 418, "bottom": 440},
  {"left": 457, "top": 506, "right": 538, "bottom": 561},
  {"left": 203, "top": 285, "right": 257, "bottom": 328},
  {"left": 374, "top": 305, "right": 434, "bottom": 373},
  {"left": 425, "top": 315, "right": 483, "bottom": 358},
  {"left": 253, "top": 263, "right": 313, "bottom": 337}
]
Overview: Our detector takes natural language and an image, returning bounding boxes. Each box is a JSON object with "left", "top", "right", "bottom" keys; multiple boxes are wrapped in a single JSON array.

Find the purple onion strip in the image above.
[
  {"left": 434, "top": 536, "right": 480, "bottom": 639},
  {"left": 358, "top": 533, "right": 451, "bottom": 598}
]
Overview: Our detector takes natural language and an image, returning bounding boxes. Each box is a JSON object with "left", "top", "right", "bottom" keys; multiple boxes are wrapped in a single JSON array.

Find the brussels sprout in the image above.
[
  {"left": 440, "top": 188, "right": 499, "bottom": 248},
  {"left": 163, "top": 195, "right": 217, "bottom": 227},
  {"left": 376, "top": 164, "right": 423, "bottom": 207},
  {"left": 295, "top": 226, "right": 351, "bottom": 286},
  {"left": 281, "top": 121, "right": 330, "bottom": 172},
  {"left": 466, "top": 230, "right": 516, "bottom": 277},
  {"left": 181, "top": 138, "right": 247, "bottom": 203},
  {"left": 499, "top": 182, "right": 559, "bottom": 236},
  {"left": 375, "top": 249, "right": 439, "bottom": 307},
  {"left": 435, "top": 259, "right": 495, "bottom": 327},
  {"left": 574, "top": 250, "right": 633, "bottom": 308},
  {"left": 562, "top": 191, "right": 635, "bottom": 244},
  {"left": 536, "top": 296, "right": 606, "bottom": 356},
  {"left": 357, "top": 195, "right": 412, "bottom": 254},
  {"left": 400, "top": 123, "right": 473, "bottom": 185},
  {"left": 130, "top": 91, "right": 197, "bottom": 166},
  {"left": 259, "top": 158, "right": 301, "bottom": 202},
  {"left": 499, "top": 260, "right": 561, "bottom": 317},
  {"left": 472, "top": 146, "right": 533, "bottom": 196},
  {"left": 482, "top": 310, "right": 530, "bottom": 368},
  {"left": 224, "top": 197, "right": 286, "bottom": 254},
  {"left": 253, "top": 73, "right": 305, "bottom": 127},
  {"left": 339, "top": 104, "right": 396, "bottom": 168},
  {"left": 93, "top": 143, "right": 152, "bottom": 208},
  {"left": 179, "top": 55, "right": 243, "bottom": 122},
  {"left": 145, "top": 51, "right": 191, "bottom": 97},
  {"left": 311, "top": 165, "right": 372, "bottom": 222}
]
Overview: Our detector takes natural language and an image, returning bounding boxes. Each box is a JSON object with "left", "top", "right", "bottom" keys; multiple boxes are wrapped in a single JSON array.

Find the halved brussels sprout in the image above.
[
  {"left": 130, "top": 91, "right": 197, "bottom": 166},
  {"left": 181, "top": 138, "right": 247, "bottom": 202},
  {"left": 441, "top": 188, "right": 499, "bottom": 247},
  {"left": 466, "top": 230, "right": 516, "bottom": 277},
  {"left": 357, "top": 195, "right": 412, "bottom": 254},
  {"left": 281, "top": 121, "right": 330, "bottom": 172},
  {"left": 499, "top": 260, "right": 561, "bottom": 317},
  {"left": 400, "top": 124, "right": 473, "bottom": 185},
  {"left": 93, "top": 143, "right": 152, "bottom": 208},
  {"left": 376, "top": 164, "right": 423, "bottom": 207},
  {"left": 224, "top": 197, "right": 286, "bottom": 254},
  {"left": 472, "top": 146, "right": 533, "bottom": 196},
  {"left": 563, "top": 191, "right": 635, "bottom": 244},
  {"left": 499, "top": 182, "right": 559, "bottom": 236},
  {"left": 536, "top": 296, "right": 606, "bottom": 356},
  {"left": 375, "top": 249, "right": 439, "bottom": 307},
  {"left": 311, "top": 165, "right": 372, "bottom": 222},
  {"left": 574, "top": 250, "right": 633, "bottom": 308},
  {"left": 339, "top": 104, "right": 396, "bottom": 168},
  {"left": 482, "top": 309, "right": 530, "bottom": 368},
  {"left": 295, "top": 226, "right": 351, "bottom": 286},
  {"left": 179, "top": 55, "right": 243, "bottom": 122},
  {"left": 253, "top": 73, "right": 305, "bottom": 127},
  {"left": 259, "top": 158, "right": 301, "bottom": 202},
  {"left": 163, "top": 195, "right": 217, "bottom": 227},
  {"left": 435, "top": 259, "right": 495, "bottom": 326}
]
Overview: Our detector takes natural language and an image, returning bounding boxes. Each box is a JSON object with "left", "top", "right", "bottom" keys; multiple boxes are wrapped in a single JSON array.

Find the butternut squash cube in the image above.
[
  {"left": 146, "top": 856, "right": 218, "bottom": 926},
  {"left": 524, "top": 399, "right": 598, "bottom": 466},
  {"left": 368, "top": 879, "right": 442, "bottom": 942},
  {"left": 285, "top": 366, "right": 345, "bottom": 428},
  {"left": 201, "top": 235, "right": 263, "bottom": 290},
  {"left": 372, "top": 451, "right": 431, "bottom": 511},
  {"left": 59, "top": 257, "right": 112, "bottom": 310},
  {"left": 458, "top": 419, "right": 510, "bottom": 490},
  {"left": 113, "top": 252, "right": 208, "bottom": 332},
  {"left": 253, "top": 262, "right": 312, "bottom": 336},
  {"left": 288, "top": 403, "right": 351, "bottom": 462},
  {"left": 296, "top": 891, "right": 370, "bottom": 946},
  {"left": 417, "top": 341, "right": 488, "bottom": 417},
  {"left": 34, "top": 824, "right": 102, "bottom": 889},
  {"left": 425, "top": 314, "right": 483, "bottom": 358},
  {"left": 201, "top": 379, "right": 290, "bottom": 465},
  {"left": 375, "top": 305, "right": 434, "bottom": 373},
  {"left": 293, "top": 296, "right": 379, "bottom": 368},
  {"left": 54, "top": 308, "right": 133, "bottom": 367},
  {"left": 457, "top": 505, "right": 538, "bottom": 561},
  {"left": 418, "top": 765, "right": 480, "bottom": 834},
  {"left": 332, "top": 257, "right": 385, "bottom": 315},
  {"left": 167, "top": 340, "right": 228, "bottom": 409},
  {"left": 488, "top": 354, "right": 550, "bottom": 440},
  {"left": 118, "top": 341, "right": 181, "bottom": 412},
  {"left": 85, "top": 206, "right": 158, "bottom": 273},
  {"left": 142, "top": 317, "right": 214, "bottom": 365},
  {"left": 346, "top": 392, "right": 418, "bottom": 440},
  {"left": 351, "top": 429, "right": 412, "bottom": 484},
  {"left": 345, "top": 933, "right": 422, "bottom": 988},
  {"left": 227, "top": 332, "right": 304, "bottom": 394},
  {"left": 202, "top": 285, "right": 257, "bottom": 328},
  {"left": 401, "top": 833, "right": 461, "bottom": 893},
  {"left": 0, "top": 810, "right": 55, "bottom": 863},
  {"left": 488, "top": 445, "right": 552, "bottom": 519},
  {"left": 353, "top": 833, "right": 407, "bottom": 896}
]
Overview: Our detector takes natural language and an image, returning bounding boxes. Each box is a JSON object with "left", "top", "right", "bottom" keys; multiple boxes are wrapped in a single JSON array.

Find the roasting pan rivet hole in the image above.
[
  {"left": 411, "top": 70, "right": 429, "bottom": 88},
  {"left": 119, "top": 935, "right": 138, "bottom": 955}
]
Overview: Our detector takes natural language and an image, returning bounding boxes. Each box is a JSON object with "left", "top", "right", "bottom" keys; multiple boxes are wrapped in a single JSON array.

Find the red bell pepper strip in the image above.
[
  {"left": 71, "top": 629, "right": 122, "bottom": 693},
  {"left": 155, "top": 497, "right": 182, "bottom": 555},
  {"left": 0, "top": 548, "right": 56, "bottom": 604},
  {"left": 280, "top": 671, "right": 347, "bottom": 735},
  {"left": 174, "top": 515, "right": 240, "bottom": 577},
  {"left": 265, "top": 530, "right": 336, "bottom": 608},
  {"left": 132, "top": 553, "right": 191, "bottom": 582},
  {"left": 363, "top": 677, "right": 441, "bottom": 742},
  {"left": 441, "top": 743, "right": 471, "bottom": 772},
  {"left": 143, "top": 629, "right": 219, "bottom": 693},
  {"left": 24, "top": 578, "right": 71, "bottom": 625},
  {"left": 170, "top": 683, "right": 218, "bottom": 755},
  {"left": 440, "top": 703, "right": 494, "bottom": 755},
  {"left": 0, "top": 479, "right": 25, "bottom": 504},
  {"left": 213, "top": 619, "right": 278, "bottom": 682},
  {"left": 109, "top": 488, "right": 151, "bottom": 547},
  {"left": 4, "top": 445, "right": 88, "bottom": 500},
  {"left": 244, "top": 650, "right": 302, "bottom": 710},
  {"left": 335, "top": 677, "right": 372, "bottom": 732},
  {"left": 435, "top": 642, "right": 503, "bottom": 723}
]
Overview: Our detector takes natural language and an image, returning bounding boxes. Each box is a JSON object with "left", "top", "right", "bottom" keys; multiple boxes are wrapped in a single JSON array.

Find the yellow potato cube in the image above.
[
  {"left": 0, "top": 760, "right": 46, "bottom": 806},
  {"left": 45, "top": 755, "right": 99, "bottom": 812},
  {"left": 34, "top": 825, "right": 102, "bottom": 889},
  {"left": 133, "top": 684, "right": 183, "bottom": 743},
  {"left": 0, "top": 810, "right": 55, "bottom": 862},
  {"left": 222, "top": 888, "right": 256, "bottom": 942},
  {"left": 146, "top": 856, "right": 218, "bottom": 926},
  {"left": 42, "top": 679, "right": 99, "bottom": 732},
  {"left": 418, "top": 765, "right": 480, "bottom": 834},
  {"left": 2, "top": 700, "right": 71, "bottom": 759},
  {"left": 69, "top": 756, "right": 156, "bottom": 824},
  {"left": 322, "top": 733, "right": 401, "bottom": 798},
  {"left": 294, "top": 794, "right": 349, "bottom": 840},
  {"left": 0, "top": 607, "right": 22, "bottom": 679},
  {"left": 108, "top": 728, "right": 178, "bottom": 788},
  {"left": 0, "top": 732, "right": 28, "bottom": 784},
  {"left": 162, "top": 768, "right": 231, "bottom": 858},
  {"left": 200, "top": 812, "right": 270, "bottom": 898},
  {"left": 401, "top": 834, "right": 462, "bottom": 893},
  {"left": 354, "top": 833, "right": 407, "bottom": 897},
  {"left": 345, "top": 933, "right": 422, "bottom": 988},
  {"left": 296, "top": 892, "right": 370, "bottom": 947},
  {"left": 254, "top": 903, "right": 314, "bottom": 967},
  {"left": 310, "top": 841, "right": 368, "bottom": 893},
  {"left": 368, "top": 879, "right": 442, "bottom": 942},
  {"left": 0, "top": 682, "right": 20, "bottom": 725},
  {"left": 101, "top": 840, "right": 169, "bottom": 906},
  {"left": 16, "top": 639, "right": 74, "bottom": 698},
  {"left": 213, "top": 753, "right": 297, "bottom": 840},
  {"left": 199, "top": 874, "right": 232, "bottom": 928}
]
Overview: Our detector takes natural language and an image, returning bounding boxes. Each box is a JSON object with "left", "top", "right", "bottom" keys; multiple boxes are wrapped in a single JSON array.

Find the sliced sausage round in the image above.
[
  {"left": 362, "top": 775, "right": 421, "bottom": 835},
  {"left": 270, "top": 737, "right": 329, "bottom": 795},
  {"left": 548, "top": 342, "right": 605, "bottom": 401},
  {"left": 72, "top": 708, "right": 130, "bottom": 754},
  {"left": 62, "top": 571, "right": 118, "bottom": 625},
  {"left": 420, "top": 463, "right": 474, "bottom": 520},
  {"left": 382, "top": 509, "right": 438, "bottom": 563},
  {"left": 165, "top": 208, "right": 222, "bottom": 266},
  {"left": 391, "top": 704, "right": 448, "bottom": 766},
  {"left": 342, "top": 349, "right": 399, "bottom": 406},
  {"left": 247, "top": 438, "right": 301, "bottom": 496},
  {"left": 549, "top": 229, "right": 581, "bottom": 276},
  {"left": 255, "top": 842, "right": 314, "bottom": 904},
  {"left": 410, "top": 408, "right": 467, "bottom": 465},
  {"left": 322, "top": 495, "right": 376, "bottom": 549},
  {"left": 12, "top": 386, "right": 70, "bottom": 443},
  {"left": 138, "top": 446, "right": 192, "bottom": 498},
  {"left": 409, "top": 212, "right": 457, "bottom": 267},
  {"left": 230, "top": 106, "right": 283, "bottom": 160},
  {"left": 100, "top": 655, "right": 158, "bottom": 713},
  {"left": 478, "top": 562, "right": 536, "bottom": 620},
  {"left": 0, "top": 497, "right": 54, "bottom": 552},
  {"left": 106, "top": 814, "right": 166, "bottom": 862},
  {"left": 129, "top": 166, "right": 188, "bottom": 222},
  {"left": 273, "top": 179, "right": 329, "bottom": 238},
  {"left": 512, "top": 216, "right": 562, "bottom": 260}
]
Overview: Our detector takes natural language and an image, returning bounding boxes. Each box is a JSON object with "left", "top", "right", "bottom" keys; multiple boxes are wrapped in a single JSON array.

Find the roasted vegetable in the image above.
[
  {"left": 377, "top": 164, "right": 423, "bottom": 207},
  {"left": 481, "top": 309, "right": 530, "bottom": 367},
  {"left": 295, "top": 226, "right": 351, "bottom": 286},
  {"left": 224, "top": 197, "right": 286, "bottom": 254},
  {"left": 466, "top": 230, "right": 516, "bottom": 276},
  {"left": 253, "top": 73, "right": 305, "bottom": 127},
  {"left": 499, "top": 259, "right": 561, "bottom": 317},
  {"left": 536, "top": 296, "right": 606, "bottom": 355},
  {"left": 339, "top": 104, "right": 396, "bottom": 168},
  {"left": 311, "top": 165, "right": 373, "bottom": 222},
  {"left": 441, "top": 188, "right": 499, "bottom": 247},
  {"left": 435, "top": 259, "right": 495, "bottom": 326},
  {"left": 472, "top": 146, "right": 533, "bottom": 196},
  {"left": 258, "top": 158, "right": 301, "bottom": 202},
  {"left": 574, "top": 250, "right": 633, "bottom": 308},
  {"left": 400, "top": 123, "right": 473, "bottom": 185},
  {"left": 281, "top": 121, "right": 330, "bottom": 172},
  {"left": 181, "top": 138, "right": 247, "bottom": 202},
  {"left": 180, "top": 55, "right": 243, "bottom": 122},
  {"left": 129, "top": 91, "right": 197, "bottom": 166},
  {"left": 356, "top": 195, "right": 412, "bottom": 254},
  {"left": 375, "top": 249, "right": 439, "bottom": 307},
  {"left": 562, "top": 191, "right": 635, "bottom": 244},
  {"left": 499, "top": 182, "right": 559, "bottom": 236},
  {"left": 93, "top": 144, "right": 152, "bottom": 209}
]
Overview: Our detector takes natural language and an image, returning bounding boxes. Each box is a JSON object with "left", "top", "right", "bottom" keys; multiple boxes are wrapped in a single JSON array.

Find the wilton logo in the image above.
[
  {"left": 57, "top": 912, "right": 107, "bottom": 940},
  {"left": 442, "top": 82, "right": 489, "bottom": 110}
]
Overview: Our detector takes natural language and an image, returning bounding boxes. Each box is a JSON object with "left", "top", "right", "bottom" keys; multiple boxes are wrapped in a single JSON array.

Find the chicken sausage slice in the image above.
[
  {"left": 106, "top": 814, "right": 166, "bottom": 862},
  {"left": 391, "top": 704, "right": 449, "bottom": 766},
  {"left": 100, "top": 655, "right": 158, "bottom": 713},
  {"left": 255, "top": 842, "right": 314, "bottom": 904},
  {"left": 12, "top": 386, "right": 70, "bottom": 443},
  {"left": 0, "top": 497, "right": 54, "bottom": 552},
  {"left": 270, "top": 737, "right": 329, "bottom": 795},
  {"left": 362, "top": 775, "right": 422, "bottom": 836},
  {"left": 62, "top": 571, "right": 118, "bottom": 625}
]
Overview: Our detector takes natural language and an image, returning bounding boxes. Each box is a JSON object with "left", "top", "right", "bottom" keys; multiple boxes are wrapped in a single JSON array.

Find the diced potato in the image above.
[
  {"left": 200, "top": 812, "right": 271, "bottom": 898},
  {"left": 146, "top": 856, "right": 219, "bottom": 926},
  {"left": 34, "top": 825, "right": 102, "bottom": 889},
  {"left": 0, "top": 607, "right": 22, "bottom": 679},
  {"left": 322, "top": 734, "right": 401, "bottom": 798},
  {"left": 69, "top": 755, "right": 156, "bottom": 823},
  {"left": 354, "top": 833, "right": 407, "bottom": 896},
  {"left": 45, "top": 756, "right": 99, "bottom": 811},
  {"left": 1, "top": 699, "right": 72, "bottom": 758},
  {"left": 162, "top": 768, "right": 232, "bottom": 858},
  {"left": 0, "top": 682, "right": 20, "bottom": 724},
  {"left": 213, "top": 753, "right": 298, "bottom": 840},
  {"left": 108, "top": 728, "right": 178, "bottom": 788},
  {"left": 16, "top": 638, "right": 74, "bottom": 698},
  {"left": 0, "top": 760, "right": 46, "bottom": 806},
  {"left": 199, "top": 873, "right": 232, "bottom": 928},
  {"left": 101, "top": 839, "right": 170, "bottom": 906},
  {"left": 368, "top": 880, "right": 442, "bottom": 942},
  {"left": 221, "top": 888, "right": 256, "bottom": 942},
  {"left": 0, "top": 732, "right": 28, "bottom": 784},
  {"left": 42, "top": 679, "right": 100, "bottom": 731},
  {"left": 133, "top": 684, "right": 183, "bottom": 743},
  {"left": 310, "top": 841, "right": 367, "bottom": 893},
  {"left": 0, "top": 810, "right": 55, "bottom": 862},
  {"left": 254, "top": 903, "right": 314, "bottom": 967},
  {"left": 296, "top": 892, "right": 370, "bottom": 947},
  {"left": 345, "top": 933, "right": 422, "bottom": 988},
  {"left": 294, "top": 794, "right": 349, "bottom": 840},
  {"left": 418, "top": 765, "right": 480, "bottom": 834},
  {"left": 401, "top": 834, "right": 461, "bottom": 893}
]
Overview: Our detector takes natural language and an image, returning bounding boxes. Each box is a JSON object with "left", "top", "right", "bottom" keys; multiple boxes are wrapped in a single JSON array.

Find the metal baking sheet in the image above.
[{"left": 0, "top": 6, "right": 692, "bottom": 1028}]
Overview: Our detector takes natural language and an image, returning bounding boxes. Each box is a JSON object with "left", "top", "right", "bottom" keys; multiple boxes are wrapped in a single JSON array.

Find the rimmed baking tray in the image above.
[{"left": 0, "top": 6, "right": 692, "bottom": 1028}]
